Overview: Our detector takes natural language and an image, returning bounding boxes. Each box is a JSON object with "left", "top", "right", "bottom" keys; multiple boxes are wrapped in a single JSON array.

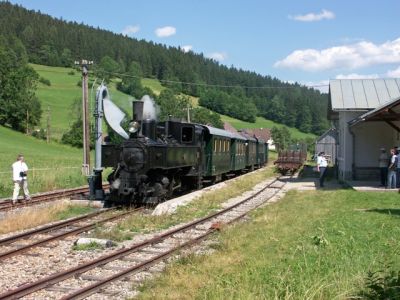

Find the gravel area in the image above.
[{"left": 1, "top": 171, "right": 293, "bottom": 299}]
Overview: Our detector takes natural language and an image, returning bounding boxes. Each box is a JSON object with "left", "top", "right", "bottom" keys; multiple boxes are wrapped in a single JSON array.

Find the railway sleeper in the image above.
[
  {"left": 79, "top": 274, "right": 105, "bottom": 281},
  {"left": 45, "top": 285, "right": 79, "bottom": 293}
]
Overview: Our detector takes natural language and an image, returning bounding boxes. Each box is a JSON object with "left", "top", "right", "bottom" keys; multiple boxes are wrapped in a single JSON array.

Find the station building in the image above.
[{"left": 329, "top": 78, "right": 400, "bottom": 181}]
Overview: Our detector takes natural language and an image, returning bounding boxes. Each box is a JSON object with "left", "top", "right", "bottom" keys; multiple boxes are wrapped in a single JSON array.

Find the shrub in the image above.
[
  {"left": 67, "top": 70, "right": 75, "bottom": 75},
  {"left": 39, "top": 76, "right": 51, "bottom": 86},
  {"left": 357, "top": 263, "right": 400, "bottom": 299}
]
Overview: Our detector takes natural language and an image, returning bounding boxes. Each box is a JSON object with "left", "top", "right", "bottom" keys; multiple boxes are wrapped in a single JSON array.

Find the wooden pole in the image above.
[
  {"left": 46, "top": 106, "right": 51, "bottom": 143},
  {"left": 75, "top": 59, "right": 93, "bottom": 176}
]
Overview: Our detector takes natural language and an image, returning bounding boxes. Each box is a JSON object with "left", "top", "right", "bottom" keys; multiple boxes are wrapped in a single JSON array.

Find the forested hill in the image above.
[{"left": 0, "top": 2, "right": 329, "bottom": 135}]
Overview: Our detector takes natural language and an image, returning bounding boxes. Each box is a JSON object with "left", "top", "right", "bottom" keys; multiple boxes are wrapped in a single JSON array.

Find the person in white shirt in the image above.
[
  {"left": 11, "top": 154, "right": 31, "bottom": 204},
  {"left": 317, "top": 152, "right": 328, "bottom": 188}
]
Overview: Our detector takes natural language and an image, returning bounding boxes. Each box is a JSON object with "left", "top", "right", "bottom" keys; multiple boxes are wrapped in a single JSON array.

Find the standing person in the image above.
[
  {"left": 317, "top": 152, "right": 328, "bottom": 188},
  {"left": 387, "top": 148, "right": 398, "bottom": 189},
  {"left": 378, "top": 147, "right": 388, "bottom": 187},
  {"left": 11, "top": 154, "right": 31, "bottom": 204},
  {"left": 397, "top": 147, "right": 400, "bottom": 188}
]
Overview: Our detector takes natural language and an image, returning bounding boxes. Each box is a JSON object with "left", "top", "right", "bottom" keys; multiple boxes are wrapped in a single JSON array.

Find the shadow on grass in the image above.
[{"left": 365, "top": 208, "right": 400, "bottom": 217}]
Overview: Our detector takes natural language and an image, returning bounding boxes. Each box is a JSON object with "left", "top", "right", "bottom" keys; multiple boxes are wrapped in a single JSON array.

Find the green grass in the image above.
[
  {"left": 137, "top": 189, "right": 400, "bottom": 299},
  {"left": 141, "top": 78, "right": 165, "bottom": 95},
  {"left": 72, "top": 241, "right": 104, "bottom": 251},
  {"left": 221, "top": 115, "right": 316, "bottom": 140},
  {"left": 31, "top": 64, "right": 135, "bottom": 139},
  {"left": 54, "top": 204, "right": 95, "bottom": 220},
  {"left": 0, "top": 125, "right": 87, "bottom": 198}
]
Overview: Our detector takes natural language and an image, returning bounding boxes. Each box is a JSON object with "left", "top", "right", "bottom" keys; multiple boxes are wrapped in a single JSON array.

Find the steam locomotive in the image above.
[{"left": 101, "top": 101, "right": 268, "bottom": 206}]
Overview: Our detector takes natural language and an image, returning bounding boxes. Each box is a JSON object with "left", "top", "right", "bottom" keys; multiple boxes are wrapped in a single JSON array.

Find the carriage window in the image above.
[
  {"left": 219, "top": 139, "right": 222, "bottom": 153},
  {"left": 214, "top": 140, "right": 217, "bottom": 152},
  {"left": 181, "top": 126, "right": 193, "bottom": 143}
]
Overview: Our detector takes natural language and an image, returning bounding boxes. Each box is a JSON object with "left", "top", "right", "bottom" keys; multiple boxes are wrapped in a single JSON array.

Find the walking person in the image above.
[
  {"left": 11, "top": 154, "right": 31, "bottom": 204},
  {"left": 317, "top": 152, "right": 328, "bottom": 188},
  {"left": 387, "top": 148, "right": 398, "bottom": 189},
  {"left": 378, "top": 147, "right": 388, "bottom": 187}
]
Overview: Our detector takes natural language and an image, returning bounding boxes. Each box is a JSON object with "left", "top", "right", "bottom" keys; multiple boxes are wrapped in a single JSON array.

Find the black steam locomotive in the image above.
[{"left": 102, "top": 101, "right": 268, "bottom": 206}]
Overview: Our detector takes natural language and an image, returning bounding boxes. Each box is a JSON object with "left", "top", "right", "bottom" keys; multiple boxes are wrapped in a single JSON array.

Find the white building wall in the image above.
[
  {"left": 352, "top": 122, "right": 394, "bottom": 167},
  {"left": 337, "top": 111, "right": 365, "bottom": 180},
  {"left": 337, "top": 112, "right": 400, "bottom": 180}
]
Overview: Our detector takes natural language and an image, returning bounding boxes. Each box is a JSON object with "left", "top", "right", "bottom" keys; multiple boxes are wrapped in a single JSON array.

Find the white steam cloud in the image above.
[{"left": 141, "top": 95, "right": 160, "bottom": 120}]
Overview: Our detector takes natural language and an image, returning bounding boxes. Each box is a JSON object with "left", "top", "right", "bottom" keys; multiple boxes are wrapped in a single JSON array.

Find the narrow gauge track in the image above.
[
  {"left": 0, "top": 177, "right": 286, "bottom": 300},
  {"left": 0, "top": 184, "right": 111, "bottom": 212},
  {"left": 0, "top": 207, "right": 142, "bottom": 261}
]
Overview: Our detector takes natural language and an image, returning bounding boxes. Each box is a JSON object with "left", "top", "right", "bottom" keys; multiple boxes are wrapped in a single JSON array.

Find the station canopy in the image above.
[{"left": 348, "top": 95, "right": 400, "bottom": 131}]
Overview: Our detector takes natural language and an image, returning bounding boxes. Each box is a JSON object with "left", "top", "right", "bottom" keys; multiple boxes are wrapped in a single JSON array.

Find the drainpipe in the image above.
[{"left": 349, "top": 126, "right": 356, "bottom": 180}]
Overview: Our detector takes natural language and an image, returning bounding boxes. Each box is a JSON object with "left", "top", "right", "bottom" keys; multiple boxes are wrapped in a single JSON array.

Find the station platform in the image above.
[{"left": 346, "top": 181, "right": 399, "bottom": 192}]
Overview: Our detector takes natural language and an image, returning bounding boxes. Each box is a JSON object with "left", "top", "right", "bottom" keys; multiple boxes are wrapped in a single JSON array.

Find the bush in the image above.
[
  {"left": 39, "top": 76, "right": 51, "bottom": 86},
  {"left": 67, "top": 70, "right": 75, "bottom": 75},
  {"left": 31, "top": 128, "right": 46, "bottom": 140},
  {"left": 357, "top": 263, "right": 400, "bottom": 299}
]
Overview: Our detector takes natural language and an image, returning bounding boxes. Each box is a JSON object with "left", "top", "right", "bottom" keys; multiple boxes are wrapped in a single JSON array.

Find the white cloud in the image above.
[
  {"left": 386, "top": 66, "right": 400, "bottom": 77},
  {"left": 303, "top": 80, "right": 330, "bottom": 93},
  {"left": 181, "top": 45, "right": 193, "bottom": 53},
  {"left": 274, "top": 37, "right": 400, "bottom": 71},
  {"left": 289, "top": 9, "right": 335, "bottom": 22},
  {"left": 335, "top": 73, "right": 379, "bottom": 79},
  {"left": 155, "top": 26, "right": 176, "bottom": 38},
  {"left": 122, "top": 25, "right": 140, "bottom": 36},
  {"left": 206, "top": 52, "right": 227, "bottom": 61}
]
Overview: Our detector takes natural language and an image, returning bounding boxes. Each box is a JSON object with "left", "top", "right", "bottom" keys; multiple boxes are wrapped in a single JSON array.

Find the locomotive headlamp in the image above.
[{"left": 128, "top": 121, "right": 140, "bottom": 133}]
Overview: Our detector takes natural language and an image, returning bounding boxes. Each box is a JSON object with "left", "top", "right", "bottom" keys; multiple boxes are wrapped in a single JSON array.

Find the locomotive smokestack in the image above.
[{"left": 133, "top": 100, "right": 144, "bottom": 121}]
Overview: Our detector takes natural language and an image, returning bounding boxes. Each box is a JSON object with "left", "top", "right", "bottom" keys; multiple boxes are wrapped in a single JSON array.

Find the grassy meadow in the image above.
[
  {"left": 137, "top": 189, "right": 400, "bottom": 299},
  {"left": 0, "top": 126, "right": 87, "bottom": 198},
  {"left": 31, "top": 64, "right": 136, "bottom": 140},
  {"left": 221, "top": 114, "right": 316, "bottom": 140}
]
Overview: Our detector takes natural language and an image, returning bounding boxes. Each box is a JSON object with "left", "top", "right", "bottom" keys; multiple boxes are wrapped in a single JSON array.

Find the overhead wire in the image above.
[{"left": 36, "top": 67, "right": 329, "bottom": 90}]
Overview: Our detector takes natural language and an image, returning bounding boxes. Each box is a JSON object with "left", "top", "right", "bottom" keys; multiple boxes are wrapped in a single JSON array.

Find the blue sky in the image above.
[{"left": 9, "top": 0, "right": 400, "bottom": 92}]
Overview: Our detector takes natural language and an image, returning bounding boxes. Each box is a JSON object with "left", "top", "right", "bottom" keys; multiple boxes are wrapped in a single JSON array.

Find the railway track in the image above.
[
  {"left": 0, "top": 207, "right": 142, "bottom": 261},
  {"left": 0, "top": 184, "right": 110, "bottom": 212},
  {"left": 0, "top": 177, "right": 286, "bottom": 300}
]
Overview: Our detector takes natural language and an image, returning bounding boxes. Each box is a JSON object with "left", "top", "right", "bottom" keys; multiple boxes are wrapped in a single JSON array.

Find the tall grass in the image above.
[
  {"left": 137, "top": 189, "right": 400, "bottom": 299},
  {"left": 0, "top": 202, "right": 94, "bottom": 234}
]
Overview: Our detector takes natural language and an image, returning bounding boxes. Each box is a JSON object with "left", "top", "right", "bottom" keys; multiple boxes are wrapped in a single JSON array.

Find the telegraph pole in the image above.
[
  {"left": 46, "top": 106, "right": 51, "bottom": 143},
  {"left": 186, "top": 105, "right": 191, "bottom": 123},
  {"left": 75, "top": 59, "right": 93, "bottom": 176}
]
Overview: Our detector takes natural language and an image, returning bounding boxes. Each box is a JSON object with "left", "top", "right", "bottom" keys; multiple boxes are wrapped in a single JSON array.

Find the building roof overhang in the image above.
[{"left": 348, "top": 96, "right": 400, "bottom": 131}]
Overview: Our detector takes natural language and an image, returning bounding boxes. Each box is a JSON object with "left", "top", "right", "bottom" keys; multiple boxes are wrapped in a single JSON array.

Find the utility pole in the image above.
[
  {"left": 186, "top": 105, "right": 191, "bottom": 123},
  {"left": 75, "top": 59, "right": 93, "bottom": 176},
  {"left": 46, "top": 106, "right": 51, "bottom": 143},
  {"left": 26, "top": 110, "right": 29, "bottom": 135}
]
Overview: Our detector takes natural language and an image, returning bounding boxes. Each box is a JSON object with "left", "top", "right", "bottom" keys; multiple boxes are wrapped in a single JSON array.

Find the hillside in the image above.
[
  {"left": 0, "top": 2, "right": 329, "bottom": 136},
  {"left": 0, "top": 126, "right": 86, "bottom": 197},
  {"left": 220, "top": 115, "right": 315, "bottom": 140},
  {"left": 32, "top": 64, "right": 135, "bottom": 139},
  {"left": 32, "top": 64, "right": 315, "bottom": 141}
]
